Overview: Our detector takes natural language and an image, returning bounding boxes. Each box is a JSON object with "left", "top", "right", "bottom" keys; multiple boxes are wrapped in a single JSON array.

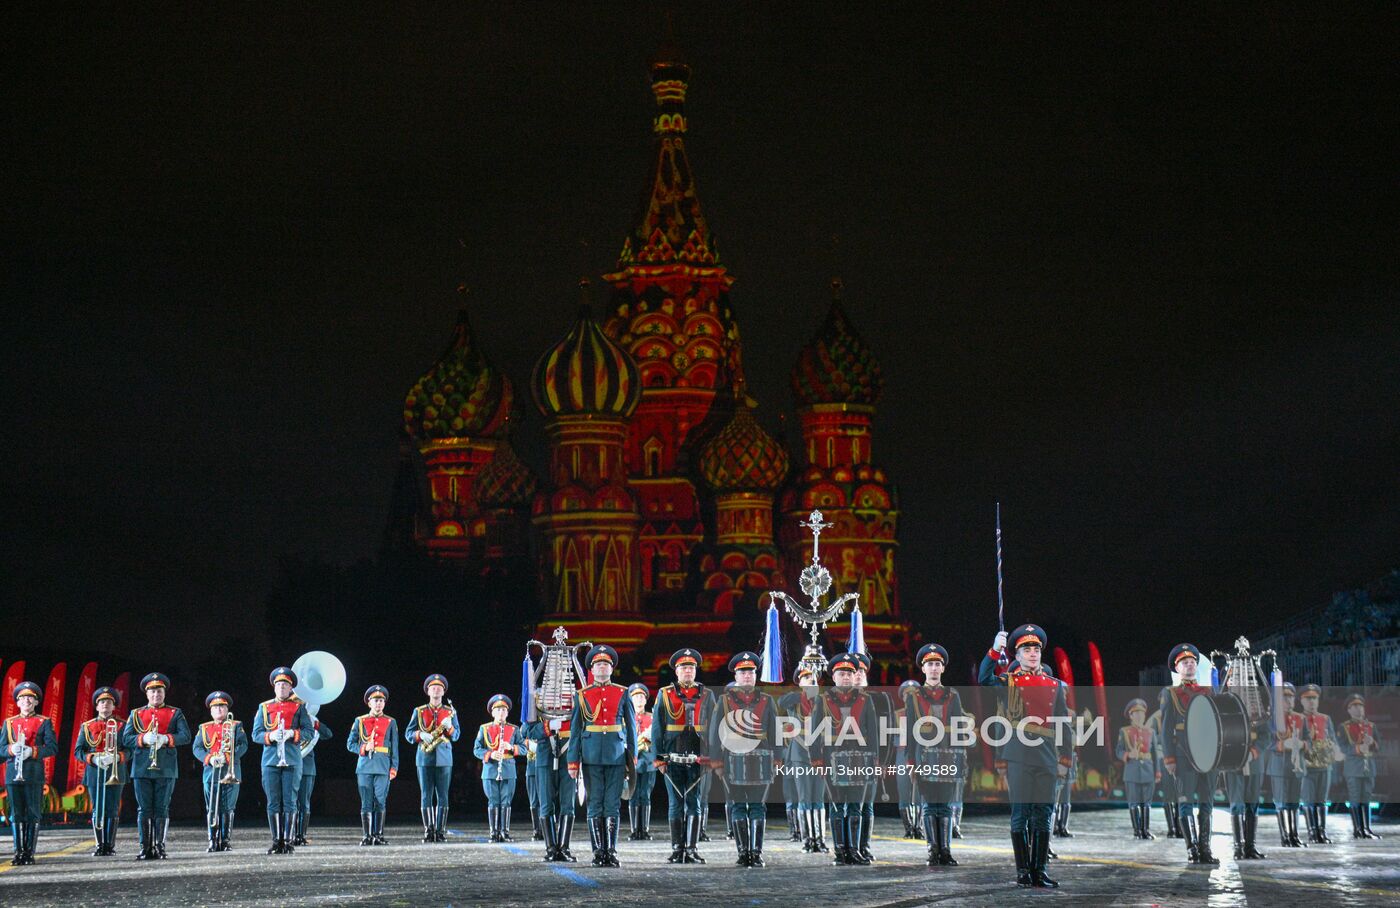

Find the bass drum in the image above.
[{"left": 1185, "top": 691, "right": 1250, "bottom": 774}]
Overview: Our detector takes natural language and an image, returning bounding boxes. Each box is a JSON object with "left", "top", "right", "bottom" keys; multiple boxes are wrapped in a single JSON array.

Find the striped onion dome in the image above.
[
  {"left": 532, "top": 281, "right": 641, "bottom": 419},
  {"left": 403, "top": 307, "right": 512, "bottom": 440},
  {"left": 698, "top": 392, "right": 789, "bottom": 493},
  {"left": 790, "top": 278, "right": 884, "bottom": 408},
  {"left": 476, "top": 436, "right": 538, "bottom": 509}
]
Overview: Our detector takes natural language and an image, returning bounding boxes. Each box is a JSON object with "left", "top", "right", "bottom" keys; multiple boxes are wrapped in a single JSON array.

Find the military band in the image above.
[
  {"left": 407, "top": 673, "right": 460, "bottom": 842},
  {"left": 348, "top": 684, "right": 399, "bottom": 846},
  {"left": 73, "top": 686, "right": 129, "bottom": 856},
  {"left": 4, "top": 681, "right": 58, "bottom": 865},
  {"left": 193, "top": 691, "right": 248, "bottom": 852},
  {"left": 473, "top": 693, "right": 521, "bottom": 843},
  {"left": 122, "top": 672, "right": 192, "bottom": 860}
]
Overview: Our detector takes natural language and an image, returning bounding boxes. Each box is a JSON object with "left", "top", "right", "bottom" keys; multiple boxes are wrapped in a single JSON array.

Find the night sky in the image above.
[{"left": 5, "top": 5, "right": 1397, "bottom": 682}]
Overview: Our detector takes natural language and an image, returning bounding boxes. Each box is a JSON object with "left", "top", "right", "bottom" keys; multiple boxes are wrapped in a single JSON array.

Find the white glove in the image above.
[
  {"left": 418, "top": 730, "right": 434, "bottom": 745},
  {"left": 993, "top": 630, "right": 1008, "bottom": 653},
  {"left": 526, "top": 740, "right": 538, "bottom": 756},
  {"left": 209, "top": 754, "right": 225, "bottom": 767},
  {"left": 142, "top": 730, "right": 160, "bottom": 746},
  {"left": 7, "top": 743, "right": 20, "bottom": 757},
  {"left": 96, "top": 752, "right": 116, "bottom": 768},
  {"left": 11, "top": 744, "right": 32, "bottom": 760}
]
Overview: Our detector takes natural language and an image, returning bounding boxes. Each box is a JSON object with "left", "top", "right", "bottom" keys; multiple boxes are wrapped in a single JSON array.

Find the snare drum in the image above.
[{"left": 726, "top": 748, "right": 777, "bottom": 786}]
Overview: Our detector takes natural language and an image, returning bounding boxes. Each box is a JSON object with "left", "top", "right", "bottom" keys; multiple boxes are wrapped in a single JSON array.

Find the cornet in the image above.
[
  {"left": 275, "top": 714, "right": 289, "bottom": 768},
  {"left": 12, "top": 728, "right": 25, "bottom": 783},
  {"left": 146, "top": 712, "right": 164, "bottom": 770}
]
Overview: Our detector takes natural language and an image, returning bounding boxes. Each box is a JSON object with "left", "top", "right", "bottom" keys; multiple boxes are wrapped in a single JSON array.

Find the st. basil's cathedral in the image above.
[{"left": 396, "top": 49, "right": 912, "bottom": 682}]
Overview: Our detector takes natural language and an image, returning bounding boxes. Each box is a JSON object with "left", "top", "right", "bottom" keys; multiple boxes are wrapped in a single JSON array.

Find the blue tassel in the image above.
[
  {"left": 760, "top": 602, "right": 784, "bottom": 684},
  {"left": 848, "top": 605, "right": 867, "bottom": 656},
  {"left": 521, "top": 653, "right": 535, "bottom": 723}
]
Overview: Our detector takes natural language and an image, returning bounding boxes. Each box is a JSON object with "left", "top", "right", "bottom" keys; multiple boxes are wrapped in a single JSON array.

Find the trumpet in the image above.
[
  {"left": 218, "top": 716, "right": 238, "bottom": 785},
  {"left": 421, "top": 699, "right": 457, "bottom": 753},
  {"left": 12, "top": 728, "right": 25, "bottom": 783},
  {"left": 146, "top": 712, "right": 164, "bottom": 770},
  {"left": 103, "top": 718, "right": 122, "bottom": 785}
]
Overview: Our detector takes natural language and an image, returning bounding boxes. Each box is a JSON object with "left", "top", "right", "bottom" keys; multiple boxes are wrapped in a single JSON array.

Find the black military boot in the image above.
[
  {"left": 797, "top": 808, "right": 813, "bottom": 852},
  {"left": 291, "top": 810, "right": 307, "bottom": 847},
  {"left": 1195, "top": 808, "right": 1219, "bottom": 865},
  {"left": 373, "top": 810, "right": 388, "bottom": 845},
  {"left": 1128, "top": 804, "right": 1142, "bottom": 839},
  {"left": 1181, "top": 810, "right": 1201, "bottom": 863},
  {"left": 531, "top": 804, "right": 543, "bottom": 841},
  {"left": 848, "top": 817, "right": 871, "bottom": 865},
  {"left": 1289, "top": 806, "right": 1308, "bottom": 847},
  {"left": 1313, "top": 805, "right": 1333, "bottom": 843},
  {"left": 106, "top": 817, "right": 120, "bottom": 855},
  {"left": 1012, "top": 830, "right": 1032, "bottom": 887},
  {"left": 267, "top": 814, "right": 282, "bottom": 854},
  {"left": 9, "top": 825, "right": 21, "bottom": 866},
  {"left": 91, "top": 818, "right": 105, "bottom": 856},
  {"left": 1364, "top": 803, "right": 1382, "bottom": 839},
  {"left": 628, "top": 800, "right": 642, "bottom": 841},
  {"left": 733, "top": 814, "right": 751, "bottom": 866},
  {"left": 501, "top": 806, "right": 514, "bottom": 843},
  {"left": 952, "top": 805, "right": 963, "bottom": 838},
  {"left": 422, "top": 807, "right": 436, "bottom": 842},
  {"left": 207, "top": 817, "right": 221, "bottom": 853},
  {"left": 589, "top": 817, "right": 606, "bottom": 866},
  {"left": 788, "top": 807, "right": 800, "bottom": 841},
  {"left": 857, "top": 811, "right": 874, "bottom": 863},
  {"left": 900, "top": 806, "right": 914, "bottom": 838},
  {"left": 557, "top": 815, "right": 576, "bottom": 861},
  {"left": 813, "top": 806, "right": 830, "bottom": 853},
  {"left": 604, "top": 815, "right": 620, "bottom": 866},
  {"left": 1164, "top": 802, "right": 1180, "bottom": 838},
  {"left": 1140, "top": 804, "right": 1154, "bottom": 839},
  {"left": 830, "top": 812, "right": 849, "bottom": 865},
  {"left": 1276, "top": 809, "right": 1292, "bottom": 846},
  {"left": 749, "top": 818, "right": 766, "bottom": 867},
  {"left": 698, "top": 806, "right": 711, "bottom": 842},
  {"left": 923, "top": 809, "right": 938, "bottom": 867},
  {"left": 219, "top": 813, "right": 233, "bottom": 852},
  {"left": 360, "top": 812, "right": 373, "bottom": 846},
  {"left": 155, "top": 818, "right": 169, "bottom": 858},
  {"left": 666, "top": 817, "right": 685, "bottom": 863},
  {"left": 1243, "top": 805, "right": 1266, "bottom": 858},
  {"left": 280, "top": 813, "right": 295, "bottom": 853},
  {"left": 1053, "top": 801, "right": 1071, "bottom": 837},
  {"left": 684, "top": 814, "right": 706, "bottom": 864},
  {"left": 19, "top": 823, "right": 36, "bottom": 865},
  {"left": 540, "top": 813, "right": 556, "bottom": 861},
  {"left": 636, "top": 802, "right": 652, "bottom": 840},
  {"left": 436, "top": 804, "right": 449, "bottom": 842},
  {"left": 1231, "top": 813, "right": 1246, "bottom": 859},
  {"left": 724, "top": 801, "right": 735, "bottom": 840},
  {"left": 1030, "top": 828, "right": 1058, "bottom": 888},
  {"left": 937, "top": 816, "right": 958, "bottom": 865},
  {"left": 1351, "top": 803, "right": 1365, "bottom": 839}
]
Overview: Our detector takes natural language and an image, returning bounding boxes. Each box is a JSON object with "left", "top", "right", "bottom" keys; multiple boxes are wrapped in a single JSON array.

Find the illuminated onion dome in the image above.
[
  {"left": 699, "top": 393, "right": 789, "bottom": 493},
  {"left": 790, "top": 279, "right": 884, "bottom": 408},
  {"left": 403, "top": 307, "right": 512, "bottom": 440},
  {"left": 475, "top": 437, "right": 538, "bottom": 509},
  {"left": 532, "top": 281, "right": 641, "bottom": 419}
]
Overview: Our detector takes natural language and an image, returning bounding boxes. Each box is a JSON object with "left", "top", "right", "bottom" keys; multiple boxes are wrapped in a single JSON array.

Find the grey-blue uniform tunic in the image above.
[
  {"left": 473, "top": 721, "right": 522, "bottom": 807},
  {"left": 406, "top": 704, "right": 460, "bottom": 811},
  {"left": 348, "top": 715, "right": 400, "bottom": 811},
  {"left": 1339, "top": 718, "right": 1379, "bottom": 804},
  {"left": 1116, "top": 723, "right": 1156, "bottom": 806},
  {"left": 1159, "top": 683, "right": 1216, "bottom": 810}
]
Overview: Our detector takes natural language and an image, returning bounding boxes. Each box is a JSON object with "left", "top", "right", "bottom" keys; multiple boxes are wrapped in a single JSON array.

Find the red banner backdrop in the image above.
[
  {"left": 1087, "top": 641, "right": 1111, "bottom": 764},
  {"left": 112, "top": 672, "right": 132, "bottom": 719},
  {"left": 1052, "top": 646, "right": 1077, "bottom": 711},
  {"left": 1, "top": 661, "right": 25, "bottom": 784},
  {"left": 42, "top": 663, "right": 68, "bottom": 786},
  {"left": 66, "top": 662, "right": 98, "bottom": 790}
]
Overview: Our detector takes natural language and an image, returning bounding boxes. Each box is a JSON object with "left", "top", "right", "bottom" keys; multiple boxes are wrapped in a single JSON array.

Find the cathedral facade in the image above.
[{"left": 398, "top": 49, "right": 911, "bottom": 681}]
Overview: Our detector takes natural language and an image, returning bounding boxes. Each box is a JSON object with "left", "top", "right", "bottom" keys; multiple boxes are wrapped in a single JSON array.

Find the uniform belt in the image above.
[
  {"left": 1017, "top": 723, "right": 1056, "bottom": 738},
  {"left": 665, "top": 724, "right": 705, "bottom": 731},
  {"left": 586, "top": 724, "right": 622, "bottom": 732},
  {"left": 369, "top": 746, "right": 390, "bottom": 753}
]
